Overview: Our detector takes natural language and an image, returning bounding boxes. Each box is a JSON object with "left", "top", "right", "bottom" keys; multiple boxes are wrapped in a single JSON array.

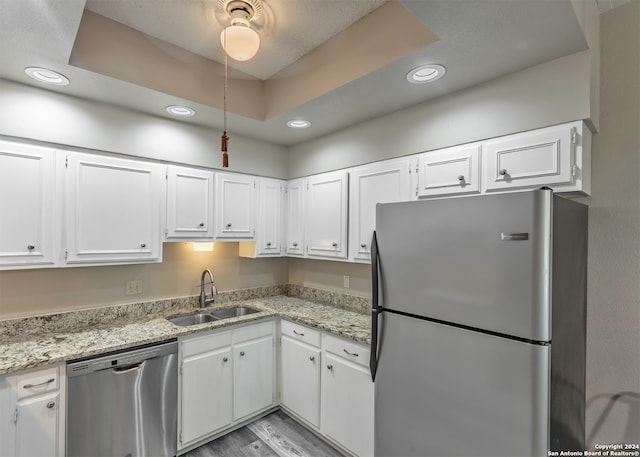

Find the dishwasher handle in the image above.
[{"left": 112, "top": 361, "right": 145, "bottom": 373}]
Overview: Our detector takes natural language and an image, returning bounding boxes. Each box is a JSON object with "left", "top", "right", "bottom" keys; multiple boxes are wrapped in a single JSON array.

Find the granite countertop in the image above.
[{"left": 0, "top": 295, "right": 371, "bottom": 375}]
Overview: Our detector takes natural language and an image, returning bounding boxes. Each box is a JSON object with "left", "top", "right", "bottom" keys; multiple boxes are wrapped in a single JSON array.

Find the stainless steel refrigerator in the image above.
[{"left": 370, "top": 188, "right": 587, "bottom": 457}]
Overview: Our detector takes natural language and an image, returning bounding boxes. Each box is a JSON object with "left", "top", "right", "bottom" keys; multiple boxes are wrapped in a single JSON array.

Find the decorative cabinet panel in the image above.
[
  {"left": 280, "top": 321, "right": 321, "bottom": 427},
  {"left": 165, "top": 165, "right": 214, "bottom": 241},
  {"left": 349, "top": 158, "right": 413, "bottom": 262},
  {"left": 483, "top": 121, "right": 590, "bottom": 194},
  {"left": 321, "top": 334, "right": 374, "bottom": 457},
  {"left": 285, "top": 178, "right": 306, "bottom": 256},
  {"left": 417, "top": 144, "right": 482, "bottom": 198},
  {"left": 214, "top": 172, "right": 255, "bottom": 240},
  {"left": 239, "top": 177, "right": 285, "bottom": 258},
  {"left": 1, "top": 365, "right": 66, "bottom": 457},
  {"left": 64, "top": 152, "right": 163, "bottom": 265},
  {"left": 306, "top": 171, "right": 349, "bottom": 259},
  {"left": 0, "top": 140, "right": 58, "bottom": 269}
]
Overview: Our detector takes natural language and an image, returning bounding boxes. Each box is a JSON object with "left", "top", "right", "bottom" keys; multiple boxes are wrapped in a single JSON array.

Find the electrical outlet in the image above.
[
  {"left": 343, "top": 275, "right": 350, "bottom": 289},
  {"left": 126, "top": 279, "right": 142, "bottom": 295}
]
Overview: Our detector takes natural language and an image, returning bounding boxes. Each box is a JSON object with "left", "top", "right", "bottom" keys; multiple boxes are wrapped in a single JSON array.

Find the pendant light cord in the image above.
[{"left": 221, "top": 28, "right": 229, "bottom": 167}]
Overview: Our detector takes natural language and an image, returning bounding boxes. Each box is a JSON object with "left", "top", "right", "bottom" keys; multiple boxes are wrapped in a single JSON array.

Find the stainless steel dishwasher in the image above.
[{"left": 66, "top": 340, "right": 178, "bottom": 457}]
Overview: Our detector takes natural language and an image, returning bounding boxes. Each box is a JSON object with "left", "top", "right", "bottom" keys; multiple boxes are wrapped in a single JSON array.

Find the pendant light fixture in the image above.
[{"left": 219, "top": 0, "right": 262, "bottom": 61}]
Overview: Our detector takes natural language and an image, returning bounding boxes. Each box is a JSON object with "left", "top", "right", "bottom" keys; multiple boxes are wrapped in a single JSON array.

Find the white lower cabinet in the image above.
[
  {"left": 280, "top": 321, "right": 321, "bottom": 428},
  {"left": 279, "top": 320, "right": 374, "bottom": 457},
  {"left": 0, "top": 365, "right": 66, "bottom": 457},
  {"left": 178, "top": 320, "right": 275, "bottom": 451},
  {"left": 321, "top": 334, "right": 374, "bottom": 457}
]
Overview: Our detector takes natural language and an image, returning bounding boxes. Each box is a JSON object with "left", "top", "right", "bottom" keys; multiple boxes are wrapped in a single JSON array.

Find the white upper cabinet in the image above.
[
  {"left": 306, "top": 171, "right": 349, "bottom": 259},
  {"left": 417, "top": 144, "right": 482, "bottom": 198},
  {"left": 0, "top": 140, "right": 58, "bottom": 269},
  {"left": 214, "top": 172, "right": 255, "bottom": 240},
  {"left": 285, "top": 178, "right": 306, "bottom": 256},
  {"left": 482, "top": 121, "right": 590, "bottom": 194},
  {"left": 349, "top": 158, "right": 413, "bottom": 262},
  {"left": 64, "top": 152, "right": 163, "bottom": 265},
  {"left": 165, "top": 165, "right": 214, "bottom": 241},
  {"left": 239, "top": 177, "right": 285, "bottom": 258}
]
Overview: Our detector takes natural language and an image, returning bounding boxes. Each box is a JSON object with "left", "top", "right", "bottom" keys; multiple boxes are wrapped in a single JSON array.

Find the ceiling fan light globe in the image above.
[{"left": 220, "top": 25, "right": 260, "bottom": 61}]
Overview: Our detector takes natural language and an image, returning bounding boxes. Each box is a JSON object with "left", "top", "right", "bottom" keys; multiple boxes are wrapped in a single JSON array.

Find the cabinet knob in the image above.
[
  {"left": 223, "top": 356, "right": 228, "bottom": 362},
  {"left": 326, "top": 364, "right": 333, "bottom": 370},
  {"left": 266, "top": 242, "right": 271, "bottom": 247},
  {"left": 226, "top": 222, "right": 232, "bottom": 229},
  {"left": 360, "top": 243, "right": 366, "bottom": 249},
  {"left": 199, "top": 222, "right": 205, "bottom": 227},
  {"left": 27, "top": 244, "right": 35, "bottom": 251},
  {"left": 309, "top": 356, "right": 315, "bottom": 362},
  {"left": 499, "top": 169, "right": 508, "bottom": 176},
  {"left": 46, "top": 401, "right": 55, "bottom": 409},
  {"left": 240, "top": 351, "right": 245, "bottom": 356},
  {"left": 458, "top": 175, "right": 465, "bottom": 182},
  {"left": 292, "top": 242, "right": 298, "bottom": 247},
  {"left": 140, "top": 243, "right": 146, "bottom": 248},
  {"left": 332, "top": 242, "right": 338, "bottom": 248}
]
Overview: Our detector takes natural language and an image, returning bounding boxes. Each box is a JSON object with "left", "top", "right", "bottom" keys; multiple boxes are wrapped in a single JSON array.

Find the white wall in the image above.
[
  {"left": 580, "top": 1, "right": 640, "bottom": 446},
  {"left": 0, "top": 79, "right": 288, "bottom": 178}
]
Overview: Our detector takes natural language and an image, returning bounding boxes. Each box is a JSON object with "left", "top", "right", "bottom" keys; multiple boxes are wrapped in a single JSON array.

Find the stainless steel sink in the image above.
[
  {"left": 167, "top": 306, "right": 260, "bottom": 326},
  {"left": 210, "top": 306, "right": 259, "bottom": 319},
  {"left": 168, "top": 311, "right": 218, "bottom": 327}
]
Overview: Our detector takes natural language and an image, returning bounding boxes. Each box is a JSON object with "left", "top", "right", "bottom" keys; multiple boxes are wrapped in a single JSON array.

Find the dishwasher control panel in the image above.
[{"left": 67, "top": 340, "right": 177, "bottom": 376}]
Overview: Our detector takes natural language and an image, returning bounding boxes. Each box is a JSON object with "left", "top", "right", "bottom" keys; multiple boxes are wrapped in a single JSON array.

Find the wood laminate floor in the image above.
[{"left": 184, "top": 410, "right": 346, "bottom": 457}]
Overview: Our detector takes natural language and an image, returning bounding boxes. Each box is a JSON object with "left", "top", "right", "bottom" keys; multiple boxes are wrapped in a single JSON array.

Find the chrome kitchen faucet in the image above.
[{"left": 200, "top": 269, "right": 217, "bottom": 308}]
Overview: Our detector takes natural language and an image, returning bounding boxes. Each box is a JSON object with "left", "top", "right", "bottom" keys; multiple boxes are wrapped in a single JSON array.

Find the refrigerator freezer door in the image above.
[
  {"left": 375, "top": 189, "right": 552, "bottom": 341},
  {"left": 375, "top": 312, "right": 549, "bottom": 457}
]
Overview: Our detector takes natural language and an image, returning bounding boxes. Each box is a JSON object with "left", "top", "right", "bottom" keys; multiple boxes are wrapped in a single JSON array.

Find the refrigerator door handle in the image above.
[{"left": 370, "top": 230, "right": 381, "bottom": 382}]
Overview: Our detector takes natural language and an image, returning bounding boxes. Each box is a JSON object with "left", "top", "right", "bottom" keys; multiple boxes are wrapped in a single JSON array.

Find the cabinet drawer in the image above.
[
  {"left": 181, "top": 330, "right": 232, "bottom": 358},
  {"left": 322, "top": 334, "right": 370, "bottom": 369},
  {"left": 232, "top": 320, "right": 274, "bottom": 343},
  {"left": 11, "top": 365, "right": 60, "bottom": 399},
  {"left": 281, "top": 320, "right": 321, "bottom": 347}
]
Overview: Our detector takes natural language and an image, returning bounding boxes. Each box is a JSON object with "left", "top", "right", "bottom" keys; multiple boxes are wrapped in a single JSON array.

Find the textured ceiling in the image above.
[{"left": 0, "top": 0, "right": 591, "bottom": 147}]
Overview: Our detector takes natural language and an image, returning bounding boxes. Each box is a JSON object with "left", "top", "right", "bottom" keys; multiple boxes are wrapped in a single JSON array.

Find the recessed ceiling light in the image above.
[
  {"left": 406, "top": 64, "right": 446, "bottom": 84},
  {"left": 166, "top": 105, "right": 195, "bottom": 117},
  {"left": 286, "top": 119, "right": 311, "bottom": 129},
  {"left": 24, "top": 67, "right": 69, "bottom": 86}
]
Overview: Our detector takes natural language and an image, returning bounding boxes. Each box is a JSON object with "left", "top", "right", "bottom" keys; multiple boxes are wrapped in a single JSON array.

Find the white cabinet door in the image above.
[
  {"left": 64, "top": 152, "right": 163, "bottom": 264},
  {"left": 285, "top": 178, "right": 306, "bottom": 256},
  {"left": 417, "top": 144, "right": 481, "bottom": 197},
  {"left": 214, "top": 172, "right": 255, "bottom": 239},
  {"left": 256, "top": 178, "right": 284, "bottom": 256},
  {"left": 166, "top": 165, "right": 214, "bottom": 240},
  {"left": 280, "top": 336, "right": 321, "bottom": 428},
  {"left": 321, "top": 336, "right": 374, "bottom": 457},
  {"left": 349, "top": 158, "right": 413, "bottom": 262},
  {"left": 483, "top": 121, "right": 589, "bottom": 194},
  {"left": 306, "top": 171, "right": 348, "bottom": 259},
  {"left": 240, "top": 178, "right": 284, "bottom": 258},
  {"left": 15, "top": 392, "right": 61, "bottom": 457},
  {"left": 4, "top": 365, "right": 66, "bottom": 457},
  {"left": 0, "top": 140, "right": 57, "bottom": 269},
  {"left": 233, "top": 335, "right": 274, "bottom": 421},
  {"left": 180, "top": 345, "right": 233, "bottom": 447}
]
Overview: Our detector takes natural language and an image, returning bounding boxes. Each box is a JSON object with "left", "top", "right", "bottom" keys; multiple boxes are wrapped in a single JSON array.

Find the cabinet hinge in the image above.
[
  {"left": 570, "top": 127, "right": 578, "bottom": 145},
  {"left": 65, "top": 156, "right": 68, "bottom": 168},
  {"left": 180, "top": 432, "right": 183, "bottom": 444},
  {"left": 571, "top": 164, "right": 578, "bottom": 177},
  {"left": 165, "top": 169, "right": 168, "bottom": 180},
  {"left": 180, "top": 362, "right": 184, "bottom": 375},
  {"left": 13, "top": 408, "right": 18, "bottom": 424},
  {"left": 64, "top": 249, "right": 68, "bottom": 261}
]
